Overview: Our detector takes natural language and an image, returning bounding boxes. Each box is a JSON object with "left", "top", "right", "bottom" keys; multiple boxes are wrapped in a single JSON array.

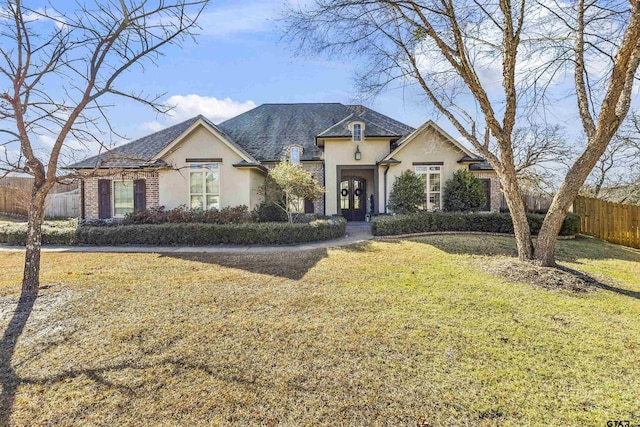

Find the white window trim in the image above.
[
  {"left": 289, "top": 146, "right": 301, "bottom": 164},
  {"left": 189, "top": 163, "right": 221, "bottom": 210},
  {"left": 415, "top": 165, "right": 442, "bottom": 211},
  {"left": 112, "top": 180, "right": 134, "bottom": 218},
  {"left": 350, "top": 121, "right": 365, "bottom": 142}
]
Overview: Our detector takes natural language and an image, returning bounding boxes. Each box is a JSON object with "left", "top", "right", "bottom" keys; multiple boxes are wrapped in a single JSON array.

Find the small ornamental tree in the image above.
[
  {"left": 268, "top": 161, "right": 324, "bottom": 223},
  {"left": 443, "top": 169, "right": 486, "bottom": 212},
  {"left": 387, "top": 170, "right": 427, "bottom": 214}
]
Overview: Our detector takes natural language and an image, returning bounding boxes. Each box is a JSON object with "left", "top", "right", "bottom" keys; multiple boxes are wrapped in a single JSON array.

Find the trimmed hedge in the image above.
[
  {"left": 0, "top": 221, "right": 77, "bottom": 245},
  {"left": 1, "top": 217, "right": 346, "bottom": 246},
  {"left": 75, "top": 217, "right": 346, "bottom": 246},
  {"left": 371, "top": 212, "right": 580, "bottom": 237},
  {"left": 124, "top": 205, "right": 253, "bottom": 225}
]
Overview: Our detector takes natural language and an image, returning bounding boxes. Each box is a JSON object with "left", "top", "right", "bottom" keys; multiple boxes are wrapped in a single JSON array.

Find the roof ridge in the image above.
[
  {"left": 348, "top": 105, "right": 415, "bottom": 133},
  {"left": 259, "top": 102, "right": 345, "bottom": 106},
  {"left": 316, "top": 113, "right": 355, "bottom": 137},
  {"left": 113, "top": 115, "right": 200, "bottom": 150}
]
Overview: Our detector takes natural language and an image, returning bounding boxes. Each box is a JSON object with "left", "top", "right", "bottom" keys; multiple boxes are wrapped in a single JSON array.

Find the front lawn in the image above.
[{"left": 0, "top": 236, "right": 638, "bottom": 426}]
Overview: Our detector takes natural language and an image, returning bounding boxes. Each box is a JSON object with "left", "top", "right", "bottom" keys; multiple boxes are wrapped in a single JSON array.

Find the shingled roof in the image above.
[
  {"left": 70, "top": 103, "right": 415, "bottom": 168},
  {"left": 69, "top": 116, "right": 203, "bottom": 169},
  {"left": 217, "top": 103, "right": 414, "bottom": 161}
]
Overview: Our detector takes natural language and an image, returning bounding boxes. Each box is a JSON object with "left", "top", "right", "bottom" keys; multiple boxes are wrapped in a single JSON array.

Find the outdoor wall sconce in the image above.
[{"left": 354, "top": 145, "right": 361, "bottom": 161}]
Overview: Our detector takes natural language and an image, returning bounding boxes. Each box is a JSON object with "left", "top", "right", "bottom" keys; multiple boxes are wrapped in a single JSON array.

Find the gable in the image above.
[
  {"left": 383, "top": 120, "right": 477, "bottom": 162},
  {"left": 153, "top": 119, "right": 256, "bottom": 164},
  {"left": 158, "top": 125, "right": 248, "bottom": 167}
]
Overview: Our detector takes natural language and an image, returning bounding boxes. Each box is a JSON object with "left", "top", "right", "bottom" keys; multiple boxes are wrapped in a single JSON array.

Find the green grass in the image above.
[{"left": 0, "top": 236, "right": 639, "bottom": 426}]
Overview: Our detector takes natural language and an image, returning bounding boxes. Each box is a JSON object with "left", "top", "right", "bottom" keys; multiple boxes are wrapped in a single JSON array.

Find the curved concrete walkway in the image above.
[{"left": 0, "top": 223, "right": 373, "bottom": 254}]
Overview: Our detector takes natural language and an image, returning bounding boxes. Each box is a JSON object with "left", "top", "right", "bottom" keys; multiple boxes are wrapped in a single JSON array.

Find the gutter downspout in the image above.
[{"left": 383, "top": 163, "right": 390, "bottom": 214}]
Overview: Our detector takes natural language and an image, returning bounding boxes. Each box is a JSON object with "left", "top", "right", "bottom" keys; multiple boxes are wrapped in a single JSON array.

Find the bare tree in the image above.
[
  {"left": 0, "top": 0, "right": 209, "bottom": 296},
  {"left": 583, "top": 111, "right": 640, "bottom": 202},
  {"left": 512, "top": 124, "right": 573, "bottom": 197},
  {"left": 284, "top": 0, "right": 640, "bottom": 266}
]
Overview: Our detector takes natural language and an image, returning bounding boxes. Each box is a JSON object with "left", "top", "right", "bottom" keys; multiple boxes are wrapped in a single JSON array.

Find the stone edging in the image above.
[{"left": 374, "top": 231, "right": 577, "bottom": 240}]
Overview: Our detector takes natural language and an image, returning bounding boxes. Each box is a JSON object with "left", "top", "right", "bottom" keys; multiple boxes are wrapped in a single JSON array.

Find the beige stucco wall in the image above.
[
  {"left": 249, "top": 168, "right": 265, "bottom": 210},
  {"left": 323, "top": 137, "right": 390, "bottom": 215},
  {"left": 158, "top": 125, "right": 256, "bottom": 210},
  {"left": 380, "top": 127, "right": 469, "bottom": 212}
]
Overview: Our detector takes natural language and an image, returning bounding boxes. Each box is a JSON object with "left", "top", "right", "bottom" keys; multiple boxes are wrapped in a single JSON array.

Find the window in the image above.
[
  {"left": 113, "top": 180, "right": 134, "bottom": 217},
  {"left": 353, "top": 123, "right": 362, "bottom": 142},
  {"left": 190, "top": 163, "right": 220, "bottom": 210},
  {"left": 415, "top": 165, "right": 442, "bottom": 210},
  {"left": 290, "top": 146, "right": 300, "bottom": 164},
  {"left": 288, "top": 196, "right": 304, "bottom": 213}
]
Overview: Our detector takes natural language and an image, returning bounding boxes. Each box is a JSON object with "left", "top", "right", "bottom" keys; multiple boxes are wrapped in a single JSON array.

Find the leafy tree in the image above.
[
  {"left": 268, "top": 161, "right": 324, "bottom": 223},
  {"left": 443, "top": 170, "right": 486, "bottom": 212},
  {"left": 387, "top": 170, "right": 427, "bottom": 214}
]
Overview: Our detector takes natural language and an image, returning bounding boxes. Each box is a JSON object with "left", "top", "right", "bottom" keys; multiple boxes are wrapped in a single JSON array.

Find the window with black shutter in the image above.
[
  {"left": 304, "top": 198, "right": 315, "bottom": 214},
  {"left": 134, "top": 179, "right": 146, "bottom": 212},
  {"left": 98, "top": 179, "right": 111, "bottom": 219}
]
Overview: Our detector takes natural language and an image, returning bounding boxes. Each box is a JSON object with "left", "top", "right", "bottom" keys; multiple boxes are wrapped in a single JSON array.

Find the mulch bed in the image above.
[{"left": 481, "top": 258, "right": 604, "bottom": 293}]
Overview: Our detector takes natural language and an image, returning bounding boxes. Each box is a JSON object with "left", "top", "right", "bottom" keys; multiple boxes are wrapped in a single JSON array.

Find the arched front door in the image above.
[{"left": 340, "top": 177, "right": 366, "bottom": 221}]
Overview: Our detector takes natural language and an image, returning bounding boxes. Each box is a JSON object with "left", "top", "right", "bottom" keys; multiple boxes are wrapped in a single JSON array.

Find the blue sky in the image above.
[
  {"left": 4, "top": 0, "right": 636, "bottom": 169},
  {"left": 104, "top": 0, "right": 442, "bottom": 143}
]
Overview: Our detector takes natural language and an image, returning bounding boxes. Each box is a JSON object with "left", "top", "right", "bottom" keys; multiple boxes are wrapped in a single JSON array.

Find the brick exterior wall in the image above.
[
  {"left": 470, "top": 171, "right": 501, "bottom": 212},
  {"left": 82, "top": 170, "right": 159, "bottom": 219},
  {"left": 301, "top": 162, "right": 325, "bottom": 215},
  {"left": 263, "top": 161, "right": 326, "bottom": 215}
]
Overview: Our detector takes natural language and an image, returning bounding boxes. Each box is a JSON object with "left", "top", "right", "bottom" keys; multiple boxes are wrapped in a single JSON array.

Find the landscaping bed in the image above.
[
  {"left": 0, "top": 217, "right": 346, "bottom": 246},
  {"left": 371, "top": 211, "right": 580, "bottom": 237}
]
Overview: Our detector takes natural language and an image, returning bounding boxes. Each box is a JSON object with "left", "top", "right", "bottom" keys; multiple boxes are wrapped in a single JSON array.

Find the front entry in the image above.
[{"left": 340, "top": 177, "right": 366, "bottom": 221}]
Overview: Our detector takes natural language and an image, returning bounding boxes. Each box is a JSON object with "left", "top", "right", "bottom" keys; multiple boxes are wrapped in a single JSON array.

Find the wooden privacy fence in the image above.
[
  {"left": 0, "top": 186, "right": 80, "bottom": 218},
  {"left": 46, "top": 189, "right": 80, "bottom": 218},
  {"left": 573, "top": 195, "right": 640, "bottom": 249},
  {"left": 501, "top": 192, "right": 553, "bottom": 213},
  {"left": 0, "top": 186, "right": 30, "bottom": 216}
]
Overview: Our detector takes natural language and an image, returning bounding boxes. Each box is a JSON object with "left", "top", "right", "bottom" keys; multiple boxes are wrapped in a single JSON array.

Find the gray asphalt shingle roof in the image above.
[
  {"left": 469, "top": 160, "right": 494, "bottom": 171},
  {"left": 69, "top": 116, "right": 202, "bottom": 169},
  {"left": 217, "top": 103, "right": 415, "bottom": 161},
  {"left": 70, "top": 103, "right": 416, "bottom": 168}
]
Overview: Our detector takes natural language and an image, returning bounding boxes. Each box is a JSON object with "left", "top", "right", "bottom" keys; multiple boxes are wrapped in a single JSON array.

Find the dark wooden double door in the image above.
[{"left": 340, "top": 177, "right": 366, "bottom": 221}]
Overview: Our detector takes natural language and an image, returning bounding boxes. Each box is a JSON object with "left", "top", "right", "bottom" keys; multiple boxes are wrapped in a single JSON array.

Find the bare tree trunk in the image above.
[
  {"left": 501, "top": 173, "right": 534, "bottom": 261},
  {"left": 535, "top": 150, "right": 601, "bottom": 266},
  {"left": 22, "top": 188, "right": 46, "bottom": 296}
]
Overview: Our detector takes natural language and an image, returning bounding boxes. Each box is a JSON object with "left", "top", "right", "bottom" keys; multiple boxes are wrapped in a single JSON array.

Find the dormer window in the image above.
[
  {"left": 353, "top": 123, "right": 362, "bottom": 142},
  {"left": 289, "top": 146, "right": 301, "bottom": 164}
]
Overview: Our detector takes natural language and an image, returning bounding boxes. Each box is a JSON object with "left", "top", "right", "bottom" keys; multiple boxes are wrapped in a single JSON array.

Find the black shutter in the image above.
[
  {"left": 98, "top": 179, "right": 111, "bottom": 219},
  {"left": 481, "top": 179, "right": 491, "bottom": 211},
  {"left": 134, "top": 179, "right": 146, "bottom": 212},
  {"left": 304, "top": 198, "right": 315, "bottom": 214}
]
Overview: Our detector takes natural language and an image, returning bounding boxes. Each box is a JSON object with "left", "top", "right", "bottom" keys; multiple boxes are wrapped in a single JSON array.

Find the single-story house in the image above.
[{"left": 70, "top": 103, "right": 500, "bottom": 221}]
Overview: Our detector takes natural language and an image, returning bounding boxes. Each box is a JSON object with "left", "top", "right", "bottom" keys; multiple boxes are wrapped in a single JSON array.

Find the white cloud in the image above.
[
  {"left": 165, "top": 95, "right": 256, "bottom": 123},
  {"left": 141, "top": 121, "right": 166, "bottom": 133}
]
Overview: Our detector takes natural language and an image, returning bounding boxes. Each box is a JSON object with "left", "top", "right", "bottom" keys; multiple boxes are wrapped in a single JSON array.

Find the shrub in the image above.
[
  {"left": 387, "top": 170, "right": 427, "bottom": 214},
  {"left": 268, "top": 161, "right": 324, "bottom": 223},
  {"left": 0, "top": 220, "right": 77, "bottom": 245},
  {"left": 371, "top": 212, "right": 579, "bottom": 237},
  {"left": 253, "top": 202, "right": 288, "bottom": 223},
  {"left": 124, "top": 205, "right": 252, "bottom": 225},
  {"left": 443, "top": 169, "right": 486, "bottom": 212},
  {"left": 76, "top": 217, "right": 346, "bottom": 246}
]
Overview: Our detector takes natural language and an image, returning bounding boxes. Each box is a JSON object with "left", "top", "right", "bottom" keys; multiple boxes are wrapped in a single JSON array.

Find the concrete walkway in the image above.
[{"left": 0, "top": 223, "right": 373, "bottom": 254}]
